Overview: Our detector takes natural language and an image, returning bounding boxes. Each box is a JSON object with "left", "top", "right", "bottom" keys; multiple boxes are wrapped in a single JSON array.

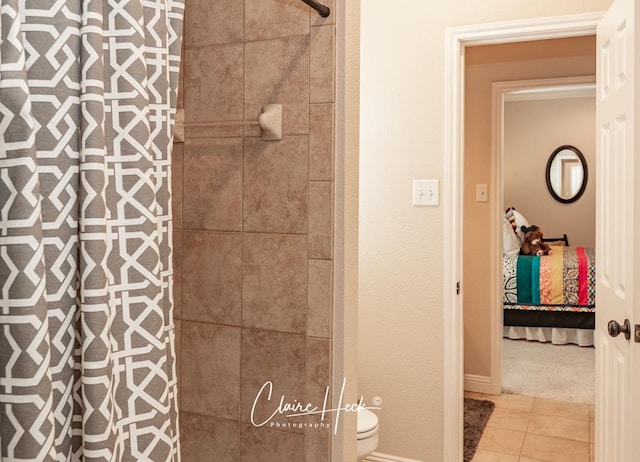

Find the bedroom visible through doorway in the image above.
[
  {"left": 462, "top": 37, "right": 597, "bottom": 404},
  {"left": 499, "top": 79, "right": 596, "bottom": 404}
]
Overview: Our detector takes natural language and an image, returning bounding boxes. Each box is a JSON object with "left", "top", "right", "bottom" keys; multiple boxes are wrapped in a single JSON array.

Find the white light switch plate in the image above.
[{"left": 413, "top": 179, "right": 439, "bottom": 206}]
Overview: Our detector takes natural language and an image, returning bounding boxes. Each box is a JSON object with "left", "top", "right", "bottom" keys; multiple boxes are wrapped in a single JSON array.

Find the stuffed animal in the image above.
[{"left": 520, "top": 225, "right": 553, "bottom": 256}]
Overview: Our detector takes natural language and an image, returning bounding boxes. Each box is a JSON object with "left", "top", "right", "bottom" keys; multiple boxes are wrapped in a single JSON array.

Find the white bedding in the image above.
[{"left": 503, "top": 326, "right": 594, "bottom": 347}]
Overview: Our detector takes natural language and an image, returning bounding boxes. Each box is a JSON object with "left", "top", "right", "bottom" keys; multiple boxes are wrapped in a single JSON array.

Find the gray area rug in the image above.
[
  {"left": 502, "top": 338, "right": 595, "bottom": 404},
  {"left": 464, "top": 398, "right": 495, "bottom": 462}
]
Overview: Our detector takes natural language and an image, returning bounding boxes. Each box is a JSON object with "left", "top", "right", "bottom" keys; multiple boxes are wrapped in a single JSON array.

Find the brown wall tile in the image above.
[
  {"left": 173, "top": 228, "right": 182, "bottom": 320},
  {"left": 240, "top": 329, "right": 305, "bottom": 430},
  {"left": 309, "top": 103, "right": 334, "bottom": 181},
  {"left": 307, "top": 259, "right": 332, "bottom": 338},
  {"left": 304, "top": 338, "right": 332, "bottom": 451},
  {"left": 309, "top": 25, "right": 335, "bottom": 103},
  {"left": 305, "top": 428, "right": 331, "bottom": 462},
  {"left": 177, "top": 0, "right": 336, "bottom": 457},
  {"left": 181, "top": 322, "right": 241, "bottom": 419},
  {"left": 184, "top": 44, "right": 243, "bottom": 123},
  {"left": 181, "top": 412, "right": 240, "bottom": 462},
  {"left": 306, "top": 338, "right": 331, "bottom": 406},
  {"left": 242, "top": 233, "right": 307, "bottom": 333},
  {"left": 245, "top": 0, "right": 309, "bottom": 42},
  {"left": 174, "top": 319, "right": 181, "bottom": 406},
  {"left": 308, "top": 182, "right": 333, "bottom": 259},
  {"left": 184, "top": 0, "right": 243, "bottom": 48},
  {"left": 182, "top": 231, "right": 241, "bottom": 325},
  {"left": 183, "top": 139, "right": 242, "bottom": 231},
  {"left": 172, "top": 143, "right": 183, "bottom": 228},
  {"left": 244, "top": 37, "right": 309, "bottom": 136},
  {"left": 243, "top": 137, "right": 308, "bottom": 234},
  {"left": 240, "top": 425, "right": 304, "bottom": 462}
]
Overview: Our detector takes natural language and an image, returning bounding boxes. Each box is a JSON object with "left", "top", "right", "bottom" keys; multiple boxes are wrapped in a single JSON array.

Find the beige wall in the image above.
[
  {"left": 359, "top": 2, "right": 611, "bottom": 460},
  {"left": 173, "top": 1, "right": 336, "bottom": 459},
  {"left": 504, "top": 97, "right": 596, "bottom": 248},
  {"left": 463, "top": 37, "right": 596, "bottom": 380}
]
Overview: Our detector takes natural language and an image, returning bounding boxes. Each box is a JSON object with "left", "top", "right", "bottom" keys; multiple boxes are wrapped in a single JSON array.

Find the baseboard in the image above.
[
  {"left": 464, "top": 373, "right": 499, "bottom": 395},
  {"left": 364, "top": 452, "right": 425, "bottom": 462}
]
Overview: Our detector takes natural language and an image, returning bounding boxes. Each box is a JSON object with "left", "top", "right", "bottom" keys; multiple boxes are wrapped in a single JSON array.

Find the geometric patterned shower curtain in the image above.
[{"left": 0, "top": 0, "right": 183, "bottom": 460}]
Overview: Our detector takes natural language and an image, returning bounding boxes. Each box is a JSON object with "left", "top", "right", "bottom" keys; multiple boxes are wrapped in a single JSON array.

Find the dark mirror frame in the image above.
[{"left": 545, "top": 145, "right": 588, "bottom": 204}]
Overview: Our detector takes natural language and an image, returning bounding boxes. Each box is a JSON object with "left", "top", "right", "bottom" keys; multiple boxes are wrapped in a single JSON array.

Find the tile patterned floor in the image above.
[{"left": 466, "top": 391, "right": 595, "bottom": 462}]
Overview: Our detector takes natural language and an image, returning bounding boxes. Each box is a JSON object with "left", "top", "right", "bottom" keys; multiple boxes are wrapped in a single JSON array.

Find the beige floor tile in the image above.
[
  {"left": 477, "top": 426, "right": 525, "bottom": 456},
  {"left": 470, "top": 449, "right": 518, "bottom": 461},
  {"left": 486, "top": 407, "right": 530, "bottom": 432},
  {"left": 532, "top": 398, "right": 590, "bottom": 421},
  {"left": 527, "top": 414, "right": 589, "bottom": 442},
  {"left": 467, "top": 392, "right": 596, "bottom": 462},
  {"left": 520, "top": 433, "right": 589, "bottom": 462},
  {"left": 490, "top": 393, "right": 535, "bottom": 413}
]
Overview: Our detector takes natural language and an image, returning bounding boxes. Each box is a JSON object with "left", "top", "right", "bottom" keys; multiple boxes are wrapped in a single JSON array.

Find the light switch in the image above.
[
  {"left": 476, "top": 184, "right": 488, "bottom": 202},
  {"left": 413, "top": 179, "right": 439, "bottom": 206}
]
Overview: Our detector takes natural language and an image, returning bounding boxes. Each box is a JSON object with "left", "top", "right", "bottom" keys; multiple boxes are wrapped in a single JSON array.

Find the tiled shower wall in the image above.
[{"left": 172, "top": 1, "right": 336, "bottom": 460}]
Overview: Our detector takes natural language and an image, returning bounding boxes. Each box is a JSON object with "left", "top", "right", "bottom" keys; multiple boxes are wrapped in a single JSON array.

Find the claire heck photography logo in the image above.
[{"left": 250, "top": 378, "right": 382, "bottom": 434}]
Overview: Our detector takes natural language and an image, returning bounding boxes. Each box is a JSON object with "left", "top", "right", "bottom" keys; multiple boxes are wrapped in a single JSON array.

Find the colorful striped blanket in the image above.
[{"left": 503, "top": 246, "right": 595, "bottom": 312}]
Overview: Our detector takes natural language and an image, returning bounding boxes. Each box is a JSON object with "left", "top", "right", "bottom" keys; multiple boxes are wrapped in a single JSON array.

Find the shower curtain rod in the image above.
[{"left": 300, "top": 0, "right": 330, "bottom": 17}]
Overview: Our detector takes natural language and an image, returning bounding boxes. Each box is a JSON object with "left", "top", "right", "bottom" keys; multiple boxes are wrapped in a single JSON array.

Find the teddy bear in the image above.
[{"left": 520, "top": 225, "right": 553, "bottom": 256}]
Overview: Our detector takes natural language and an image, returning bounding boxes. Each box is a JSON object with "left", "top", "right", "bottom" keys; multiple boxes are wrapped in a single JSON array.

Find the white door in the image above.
[{"left": 596, "top": 0, "right": 640, "bottom": 460}]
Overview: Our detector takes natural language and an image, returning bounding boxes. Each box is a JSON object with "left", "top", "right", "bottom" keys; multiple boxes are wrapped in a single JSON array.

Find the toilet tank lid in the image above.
[{"left": 357, "top": 408, "right": 379, "bottom": 434}]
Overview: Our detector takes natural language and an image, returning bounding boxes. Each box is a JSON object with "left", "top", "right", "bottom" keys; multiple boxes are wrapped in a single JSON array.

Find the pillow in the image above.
[
  {"left": 503, "top": 218, "right": 520, "bottom": 255},
  {"left": 505, "top": 207, "right": 530, "bottom": 245}
]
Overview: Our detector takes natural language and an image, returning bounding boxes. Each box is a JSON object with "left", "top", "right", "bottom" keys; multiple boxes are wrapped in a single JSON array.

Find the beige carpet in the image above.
[{"left": 502, "top": 338, "right": 595, "bottom": 404}]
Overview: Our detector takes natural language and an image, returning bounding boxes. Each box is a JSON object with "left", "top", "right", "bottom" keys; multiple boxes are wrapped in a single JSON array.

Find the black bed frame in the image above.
[{"left": 504, "top": 308, "right": 594, "bottom": 330}]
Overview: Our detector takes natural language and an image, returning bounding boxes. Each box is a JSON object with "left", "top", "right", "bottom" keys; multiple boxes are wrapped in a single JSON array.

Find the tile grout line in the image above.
[{"left": 517, "top": 398, "right": 535, "bottom": 459}]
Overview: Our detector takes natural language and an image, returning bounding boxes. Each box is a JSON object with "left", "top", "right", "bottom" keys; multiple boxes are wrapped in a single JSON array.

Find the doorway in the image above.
[
  {"left": 462, "top": 38, "right": 597, "bottom": 398},
  {"left": 498, "top": 78, "right": 596, "bottom": 402},
  {"left": 442, "top": 13, "right": 604, "bottom": 461}
]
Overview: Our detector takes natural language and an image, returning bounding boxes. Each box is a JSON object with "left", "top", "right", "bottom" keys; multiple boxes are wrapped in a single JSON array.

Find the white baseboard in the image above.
[
  {"left": 464, "top": 373, "right": 499, "bottom": 395},
  {"left": 364, "top": 452, "right": 425, "bottom": 462}
]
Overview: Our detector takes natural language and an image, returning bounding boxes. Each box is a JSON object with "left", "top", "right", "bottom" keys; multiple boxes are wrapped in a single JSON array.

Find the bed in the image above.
[{"left": 502, "top": 208, "right": 596, "bottom": 346}]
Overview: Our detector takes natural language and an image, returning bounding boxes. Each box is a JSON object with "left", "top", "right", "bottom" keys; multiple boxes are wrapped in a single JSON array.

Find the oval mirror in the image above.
[{"left": 545, "top": 145, "right": 588, "bottom": 204}]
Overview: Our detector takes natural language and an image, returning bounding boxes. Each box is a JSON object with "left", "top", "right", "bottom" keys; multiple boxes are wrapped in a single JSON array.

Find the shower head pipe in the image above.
[{"left": 300, "top": 0, "right": 330, "bottom": 17}]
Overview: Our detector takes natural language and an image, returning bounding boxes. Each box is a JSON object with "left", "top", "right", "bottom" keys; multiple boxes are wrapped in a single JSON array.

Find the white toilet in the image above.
[{"left": 357, "top": 408, "right": 379, "bottom": 460}]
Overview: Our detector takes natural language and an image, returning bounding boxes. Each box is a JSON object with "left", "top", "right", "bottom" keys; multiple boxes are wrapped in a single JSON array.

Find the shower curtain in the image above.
[{"left": 0, "top": 0, "right": 183, "bottom": 460}]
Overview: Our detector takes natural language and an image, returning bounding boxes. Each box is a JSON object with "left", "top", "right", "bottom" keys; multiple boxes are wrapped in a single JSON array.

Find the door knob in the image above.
[{"left": 608, "top": 319, "right": 631, "bottom": 340}]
